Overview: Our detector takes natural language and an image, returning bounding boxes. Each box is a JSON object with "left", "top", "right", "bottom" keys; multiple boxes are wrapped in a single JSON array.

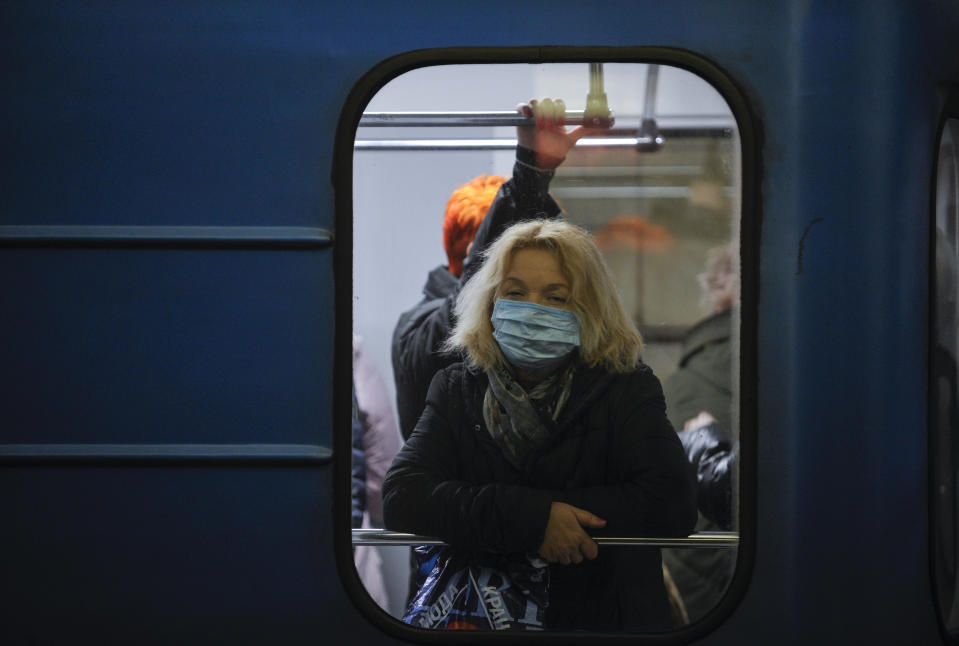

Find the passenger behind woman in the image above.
[
  {"left": 663, "top": 244, "right": 737, "bottom": 432},
  {"left": 661, "top": 244, "right": 739, "bottom": 623},
  {"left": 391, "top": 173, "right": 505, "bottom": 441},
  {"left": 391, "top": 98, "right": 583, "bottom": 442},
  {"left": 383, "top": 217, "right": 698, "bottom": 632}
]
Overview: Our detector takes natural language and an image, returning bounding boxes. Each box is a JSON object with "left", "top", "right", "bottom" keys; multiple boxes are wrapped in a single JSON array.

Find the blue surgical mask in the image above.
[{"left": 490, "top": 299, "right": 581, "bottom": 371}]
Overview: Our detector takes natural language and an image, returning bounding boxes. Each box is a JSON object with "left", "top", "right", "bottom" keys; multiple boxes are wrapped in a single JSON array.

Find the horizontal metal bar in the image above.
[
  {"left": 359, "top": 110, "right": 613, "bottom": 128},
  {"left": 355, "top": 138, "right": 516, "bottom": 151},
  {"left": 551, "top": 186, "right": 736, "bottom": 199},
  {"left": 555, "top": 186, "right": 691, "bottom": 199},
  {"left": 560, "top": 165, "right": 705, "bottom": 176},
  {"left": 354, "top": 137, "right": 655, "bottom": 152},
  {"left": 0, "top": 226, "right": 333, "bottom": 249},
  {"left": 352, "top": 529, "right": 738, "bottom": 549},
  {"left": 0, "top": 443, "right": 333, "bottom": 465},
  {"left": 354, "top": 128, "right": 731, "bottom": 152}
]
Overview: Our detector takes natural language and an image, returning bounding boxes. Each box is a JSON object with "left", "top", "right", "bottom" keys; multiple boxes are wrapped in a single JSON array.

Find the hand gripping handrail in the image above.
[{"left": 351, "top": 529, "right": 738, "bottom": 549}]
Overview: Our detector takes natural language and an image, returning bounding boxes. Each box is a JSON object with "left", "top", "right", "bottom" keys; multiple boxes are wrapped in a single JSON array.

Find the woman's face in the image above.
[{"left": 496, "top": 247, "right": 571, "bottom": 309}]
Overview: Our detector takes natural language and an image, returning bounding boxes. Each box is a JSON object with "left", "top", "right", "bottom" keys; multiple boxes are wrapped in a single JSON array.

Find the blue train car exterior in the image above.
[{"left": 2, "top": 1, "right": 959, "bottom": 644}]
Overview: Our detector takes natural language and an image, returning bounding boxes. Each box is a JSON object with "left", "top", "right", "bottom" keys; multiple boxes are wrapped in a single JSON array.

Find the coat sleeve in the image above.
[
  {"left": 562, "top": 369, "right": 699, "bottom": 538},
  {"left": 391, "top": 296, "right": 458, "bottom": 441},
  {"left": 678, "top": 422, "right": 737, "bottom": 530},
  {"left": 460, "top": 146, "right": 562, "bottom": 283},
  {"left": 382, "top": 368, "right": 555, "bottom": 554}
]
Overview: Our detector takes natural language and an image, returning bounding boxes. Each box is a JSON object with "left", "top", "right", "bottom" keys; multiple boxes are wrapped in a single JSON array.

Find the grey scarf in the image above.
[{"left": 482, "top": 364, "right": 575, "bottom": 470}]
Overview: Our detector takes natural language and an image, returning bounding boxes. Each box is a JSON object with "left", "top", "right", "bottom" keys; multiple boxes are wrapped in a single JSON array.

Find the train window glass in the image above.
[
  {"left": 351, "top": 62, "right": 742, "bottom": 632},
  {"left": 933, "top": 117, "right": 959, "bottom": 637}
]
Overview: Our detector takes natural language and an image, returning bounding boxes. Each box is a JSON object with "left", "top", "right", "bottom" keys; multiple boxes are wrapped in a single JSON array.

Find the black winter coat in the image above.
[
  {"left": 660, "top": 420, "right": 737, "bottom": 621},
  {"left": 662, "top": 423, "right": 737, "bottom": 620},
  {"left": 661, "top": 311, "right": 737, "bottom": 621},
  {"left": 383, "top": 360, "right": 698, "bottom": 632},
  {"left": 391, "top": 266, "right": 459, "bottom": 440},
  {"left": 390, "top": 146, "right": 563, "bottom": 440}
]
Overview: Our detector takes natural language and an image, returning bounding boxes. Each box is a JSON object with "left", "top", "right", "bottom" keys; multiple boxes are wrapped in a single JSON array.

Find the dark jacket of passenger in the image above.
[
  {"left": 383, "top": 360, "right": 698, "bottom": 632},
  {"left": 390, "top": 146, "right": 562, "bottom": 440},
  {"left": 390, "top": 266, "right": 459, "bottom": 440},
  {"left": 660, "top": 421, "right": 737, "bottom": 621},
  {"left": 661, "top": 308, "right": 733, "bottom": 433},
  {"left": 661, "top": 310, "right": 736, "bottom": 622}
]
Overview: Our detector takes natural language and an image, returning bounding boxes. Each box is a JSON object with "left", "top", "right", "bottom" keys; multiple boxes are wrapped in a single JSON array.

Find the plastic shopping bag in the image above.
[{"left": 402, "top": 546, "right": 549, "bottom": 631}]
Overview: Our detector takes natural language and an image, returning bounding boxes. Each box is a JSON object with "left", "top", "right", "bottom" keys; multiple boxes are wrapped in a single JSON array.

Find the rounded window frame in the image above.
[{"left": 332, "top": 46, "right": 762, "bottom": 644}]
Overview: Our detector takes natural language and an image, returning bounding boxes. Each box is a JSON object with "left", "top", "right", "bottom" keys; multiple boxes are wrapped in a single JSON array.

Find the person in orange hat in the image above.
[
  {"left": 390, "top": 173, "right": 506, "bottom": 441},
  {"left": 390, "top": 98, "right": 591, "bottom": 441}
]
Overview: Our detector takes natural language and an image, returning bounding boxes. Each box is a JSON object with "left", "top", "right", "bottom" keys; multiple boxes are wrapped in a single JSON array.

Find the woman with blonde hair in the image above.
[{"left": 383, "top": 216, "right": 697, "bottom": 632}]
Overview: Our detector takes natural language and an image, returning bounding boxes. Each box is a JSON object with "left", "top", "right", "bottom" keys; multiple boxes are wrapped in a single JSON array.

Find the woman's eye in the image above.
[
  {"left": 548, "top": 296, "right": 568, "bottom": 304},
  {"left": 505, "top": 290, "right": 524, "bottom": 297}
]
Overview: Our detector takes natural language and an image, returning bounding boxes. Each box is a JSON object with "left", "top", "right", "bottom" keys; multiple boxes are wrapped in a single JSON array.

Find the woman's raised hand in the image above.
[
  {"left": 537, "top": 501, "right": 606, "bottom": 565},
  {"left": 516, "top": 98, "right": 588, "bottom": 169}
]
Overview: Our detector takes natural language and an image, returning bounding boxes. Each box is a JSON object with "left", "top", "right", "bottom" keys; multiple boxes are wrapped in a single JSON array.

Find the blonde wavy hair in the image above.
[{"left": 445, "top": 219, "right": 643, "bottom": 373}]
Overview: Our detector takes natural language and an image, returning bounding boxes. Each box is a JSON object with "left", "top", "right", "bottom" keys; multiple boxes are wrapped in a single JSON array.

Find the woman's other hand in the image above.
[
  {"left": 516, "top": 98, "right": 588, "bottom": 169},
  {"left": 537, "top": 501, "right": 606, "bottom": 565}
]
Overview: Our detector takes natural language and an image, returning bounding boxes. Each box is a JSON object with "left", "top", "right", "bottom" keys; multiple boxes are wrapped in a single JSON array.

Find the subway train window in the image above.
[
  {"left": 933, "top": 117, "right": 959, "bottom": 637},
  {"left": 350, "top": 61, "right": 742, "bottom": 633}
]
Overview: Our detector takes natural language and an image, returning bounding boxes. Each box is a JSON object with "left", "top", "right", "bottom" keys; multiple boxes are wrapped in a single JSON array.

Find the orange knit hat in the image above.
[{"left": 443, "top": 174, "right": 506, "bottom": 277}]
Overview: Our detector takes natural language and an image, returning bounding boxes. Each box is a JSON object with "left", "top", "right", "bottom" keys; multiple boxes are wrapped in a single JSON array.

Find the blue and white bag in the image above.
[{"left": 402, "top": 546, "right": 549, "bottom": 631}]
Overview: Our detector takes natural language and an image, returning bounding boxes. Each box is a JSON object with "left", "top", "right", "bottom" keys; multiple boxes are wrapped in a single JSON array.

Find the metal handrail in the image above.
[
  {"left": 354, "top": 127, "right": 733, "bottom": 152},
  {"left": 355, "top": 137, "right": 646, "bottom": 151},
  {"left": 352, "top": 529, "right": 738, "bottom": 549},
  {"left": 358, "top": 110, "right": 611, "bottom": 128}
]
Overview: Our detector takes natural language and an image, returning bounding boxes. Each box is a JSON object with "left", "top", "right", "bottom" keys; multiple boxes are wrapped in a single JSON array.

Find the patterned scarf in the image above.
[{"left": 482, "top": 363, "right": 575, "bottom": 470}]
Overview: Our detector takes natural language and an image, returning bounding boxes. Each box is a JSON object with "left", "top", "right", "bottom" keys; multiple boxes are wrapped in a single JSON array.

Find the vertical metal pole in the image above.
[
  {"left": 590, "top": 63, "right": 604, "bottom": 93},
  {"left": 638, "top": 64, "right": 665, "bottom": 152},
  {"left": 643, "top": 64, "right": 660, "bottom": 119}
]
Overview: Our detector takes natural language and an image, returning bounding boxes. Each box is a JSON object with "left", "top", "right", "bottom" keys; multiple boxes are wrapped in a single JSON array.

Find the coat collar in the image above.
[
  {"left": 680, "top": 308, "right": 732, "bottom": 364},
  {"left": 422, "top": 265, "right": 458, "bottom": 301}
]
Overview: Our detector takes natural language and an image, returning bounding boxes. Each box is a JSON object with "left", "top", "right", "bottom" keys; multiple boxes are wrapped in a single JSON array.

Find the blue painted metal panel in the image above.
[
  {"left": 0, "top": 249, "right": 332, "bottom": 446},
  {"left": 0, "top": 467, "right": 386, "bottom": 645}
]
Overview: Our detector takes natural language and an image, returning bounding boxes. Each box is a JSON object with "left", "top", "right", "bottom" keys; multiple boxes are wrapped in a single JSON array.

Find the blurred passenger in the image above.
[
  {"left": 383, "top": 214, "right": 698, "bottom": 631},
  {"left": 350, "top": 381, "right": 366, "bottom": 529},
  {"left": 352, "top": 335, "right": 403, "bottom": 611},
  {"left": 662, "top": 244, "right": 738, "bottom": 433},
  {"left": 661, "top": 244, "right": 739, "bottom": 623},
  {"left": 391, "top": 173, "right": 505, "bottom": 441}
]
